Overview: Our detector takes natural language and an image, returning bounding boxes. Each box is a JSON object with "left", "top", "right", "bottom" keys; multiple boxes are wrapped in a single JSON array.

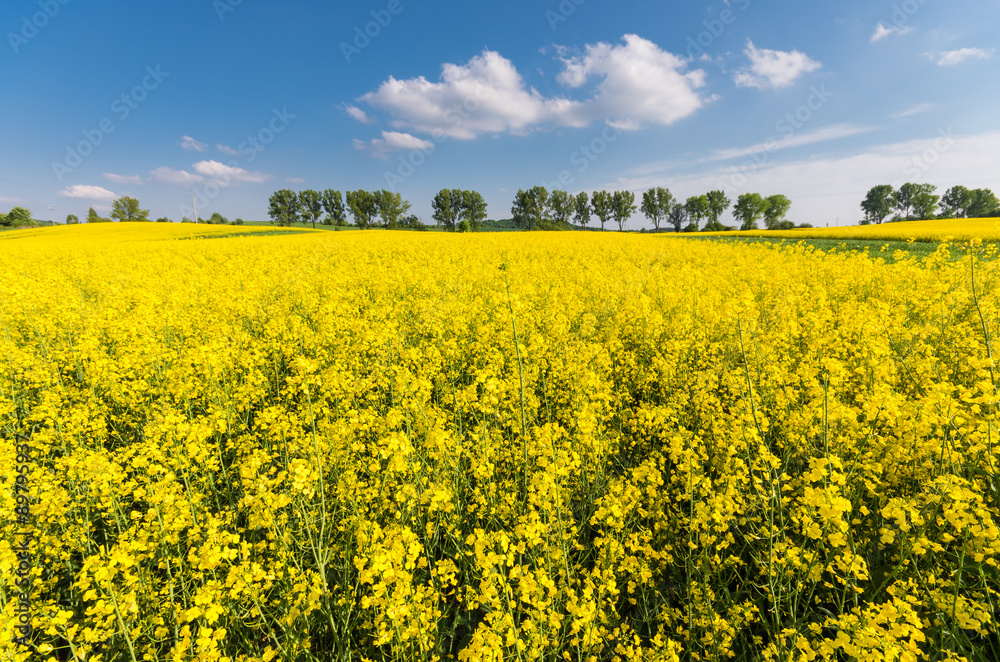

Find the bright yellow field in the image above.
[
  {"left": 700, "top": 217, "right": 1000, "bottom": 242},
  {"left": 2, "top": 225, "right": 999, "bottom": 661}
]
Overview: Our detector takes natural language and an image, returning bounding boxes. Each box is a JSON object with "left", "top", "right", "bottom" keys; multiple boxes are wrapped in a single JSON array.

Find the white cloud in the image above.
[
  {"left": 192, "top": 160, "right": 270, "bottom": 184},
  {"left": 733, "top": 40, "right": 821, "bottom": 89},
  {"left": 103, "top": 173, "right": 144, "bottom": 185},
  {"left": 58, "top": 185, "right": 117, "bottom": 201},
  {"left": 1, "top": 195, "right": 22, "bottom": 205},
  {"left": 703, "top": 124, "right": 875, "bottom": 163},
  {"left": 557, "top": 34, "right": 708, "bottom": 130},
  {"left": 343, "top": 104, "right": 376, "bottom": 124},
  {"left": 217, "top": 144, "right": 240, "bottom": 156},
  {"left": 890, "top": 103, "right": 934, "bottom": 119},
  {"left": 358, "top": 36, "right": 708, "bottom": 139},
  {"left": 354, "top": 131, "right": 436, "bottom": 159},
  {"left": 934, "top": 48, "right": 993, "bottom": 66},
  {"left": 871, "top": 23, "right": 912, "bottom": 43},
  {"left": 149, "top": 167, "right": 205, "bottom": 185},
  {"left": 286, "top": 177, "right": 307, "bottom": 184},
  {"left": 613, "top": 130, "right": 1000, "bottom": 227},
  {"left": 179, "top": 135, "right": 208, "bottom": 152}
]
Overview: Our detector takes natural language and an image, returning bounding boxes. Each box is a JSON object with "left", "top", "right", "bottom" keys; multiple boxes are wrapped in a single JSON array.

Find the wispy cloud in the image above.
[
  {"left": 733, "top": 40, "right": 821, "bottom": 89},
  {"left": 354, "top": 131, "right": 435, "bottom": 159},
  {"left": 58, "top": 185, "right": 117, "bottom": 200},
  {"left": 0, "top": 195, "right": 23, "bottom": 205},
  {"left": 103, "top": 173, "right": 144, "bottom": 185},
  {"left": 192, "top": 160, "right": 270, "bottom": 184},
  {"left": 149, "top": 167, "right": 205, "bottom": 185},
  {"left": 932, "top": 48, "right": 994, "bottom": 66},
  {"left": 217, "top": 144, "right": 240, "bottom": 156},
  {"left": 179, "top": 135, "right": 208, "bottom": 152},
  {"left": 703, "top": 124, "right": 875, "bottom": 163},
  {"left": 870, "top": 23, "right": 912, "bottom": 43},
  {"left": 286, "top": 177, "right": 306, "bottom": 184},
  {"left": 890, "top": 103, "right": 934, "bottom": 119},
  {"left": 343, "top": 104, "right": 376, "bottom": 124}
]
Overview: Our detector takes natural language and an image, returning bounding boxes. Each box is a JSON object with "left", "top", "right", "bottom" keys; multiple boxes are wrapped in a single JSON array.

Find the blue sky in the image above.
[{"left": 1, "top": 0, "right": 997, "bottom": 227}]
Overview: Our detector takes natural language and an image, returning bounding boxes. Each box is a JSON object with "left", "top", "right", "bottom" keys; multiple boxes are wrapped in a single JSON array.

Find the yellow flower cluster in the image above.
[
  {"left": 1, "top": 224, "right": 998, "bottom": 661},
  {"left": 702, "top": 216, "right": 1000, "bottom": 242}
]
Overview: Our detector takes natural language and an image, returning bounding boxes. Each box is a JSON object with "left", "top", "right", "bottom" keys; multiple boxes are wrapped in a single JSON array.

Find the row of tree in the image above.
[
  {"left": 267, "top": 189, "right": 425, "bottom": 230},
  {"left": 861, "top": 184, "right": 1000, "bottom": 224}
]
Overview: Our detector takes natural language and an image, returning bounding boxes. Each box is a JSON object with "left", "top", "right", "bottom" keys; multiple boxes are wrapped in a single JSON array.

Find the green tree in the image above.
[
  {"left": 86, "top": 207, "right": 103, "bottom": 224},
  {"left": 298, "top": 190, "right": 323, "bottom": 228},
  {"left": 705, "top": 190, "right": 731, "bottom": 228},
  {"left": 763, "top": 194, "right": 792, "bottom": 230},
  {"left": 591, "top": 191, "right": 613, "bottom": 231},
  {"left": 684, "top": 195, "right": 708, "bottom": 231},
  {"left": 346, "top": 190, "right": 377, "bottom": 229},
  {"left": 110, "top": 197, "right": 149, "bottom": 223},
  {"left": 942, "top": 186, "right": 972, "bottom": 218},
  {"left": 321, "top": 190, "right": 347, "bottom": 226},
  {"left": 7, "top": 207, "right": 33, "bottom": 226},
  {"left": 548, "top": 190, "right": 577, "bottom": 227},
  {"left": 968, "top": 189, "right": 1000, "bottom": 218},
  {"left": 66, "top": 214, "right": 79, "bottom": 225},
  {"left": 668, "top": 203, "right": 688, "bottom": 233},
  {"left": 432, "top": 189, "right": 459, "bottom": 231},
  {"left": 375, "top": 190, "right": 411, "bottom": 229},
  {"left": 268, "top": 189, "right": 302, "bottom": 227},
  {"left": 861, "top": 185, "right": 895, "bottom": 225},
  {"left": 574, "top": 192, "right": 591, "bottom": 228},
  {"left": 911, "top": 184, "right": 939, "bottom": 220},
  {"left": 611, "top": 190, "right": 637, "bottom": 232},
  {"left": 461, "top": 190, "right": 488, "bottom": 232},
  {"left": 233, "top": 218, "right": 244, "bottom": 226},
  {"left": 894, "top": 183, "right": 922, "bottom": 220},
  {"left": 733, "top": 193, "right": 769, "bottom": 230},
  {"left": 641, "top": 187, "right": 674, "bottom": 231},
  {"left": 511, "top": 187, "right": 550, "bottom": 231},
  {"left": 208, "top": 212, "right": 228, "bottom": 225}
]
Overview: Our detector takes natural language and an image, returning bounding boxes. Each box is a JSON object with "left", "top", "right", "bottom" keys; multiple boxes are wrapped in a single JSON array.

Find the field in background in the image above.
[
  {"left": 699, "top": 217, "right": 1000, "bottom": 242},
  {"left": 2, "top": 226, "right": 999, "bottom": 661}
]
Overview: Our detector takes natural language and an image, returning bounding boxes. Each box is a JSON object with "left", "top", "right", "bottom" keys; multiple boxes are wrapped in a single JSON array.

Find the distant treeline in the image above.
[{"left": 861, "top": 183, "right": 1000, "bottom": 224}]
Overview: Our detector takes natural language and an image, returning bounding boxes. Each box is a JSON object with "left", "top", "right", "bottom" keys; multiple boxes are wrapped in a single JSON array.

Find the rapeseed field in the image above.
[
  {"left": 703, "top": 217, "right": 1000, "bottom": 242},
  {"left": 2, "top": 224, "right": 998, "bottom": 661}
]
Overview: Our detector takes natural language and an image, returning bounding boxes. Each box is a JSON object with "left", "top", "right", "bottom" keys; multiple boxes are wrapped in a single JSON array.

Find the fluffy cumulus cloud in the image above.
[
  {"left": 58, "top": 185, "right": 117, "bottom": 200},
  {"left": 733, "top": 40, "right": 821, "bottom": 89},
  {"left": 871, "top": 23, "right": 912, "bottom": 43},
  {"left": 149, "top": 167, "right": 205, "bottom": 185},
  {"left": 557, "top": 34, "right": 708, "bottom": 130},
  {"left": 179, "top": 135, "right": 208, "bottom": 152},
  {"left": 192, "top": 160, "right": 270, "bottom": 184},
  {"left": 103, "top": 173, "right": 144, "bottom": 185},
  {"left": 933, "top": 48, "right": 993, "bottom": 66},
  {"left": 353, "top": 131, "right": 435, "bottom": 159},
  {"left": 356, "top": 35, "right": 708, "bottom": 141}
]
